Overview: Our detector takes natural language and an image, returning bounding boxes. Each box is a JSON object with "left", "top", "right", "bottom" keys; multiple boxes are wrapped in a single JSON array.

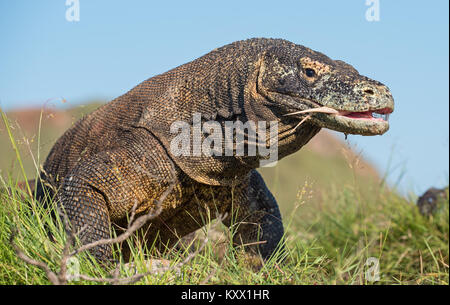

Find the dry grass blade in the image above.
[
  {"left": 10, "top": 229, "right": 61, "bottom": 285},
  {"left": 83, "top": 213, "right": 227, "bottom": 285},
  {"left": 70, "top": 181, "right": 175, "bottom": 257}
]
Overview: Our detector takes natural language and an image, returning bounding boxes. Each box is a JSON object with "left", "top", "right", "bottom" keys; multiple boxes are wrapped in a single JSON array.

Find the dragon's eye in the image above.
[{"left": 305, "top": 68, "right": 316, "bottom": 78}]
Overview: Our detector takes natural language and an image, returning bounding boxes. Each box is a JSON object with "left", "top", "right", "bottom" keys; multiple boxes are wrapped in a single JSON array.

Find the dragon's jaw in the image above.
[
  {"left": 282, "top": 100, "right": 394, "bottom": 136},
  {"left": 321, "top": 107, "right": 392, "bottom": 136}
]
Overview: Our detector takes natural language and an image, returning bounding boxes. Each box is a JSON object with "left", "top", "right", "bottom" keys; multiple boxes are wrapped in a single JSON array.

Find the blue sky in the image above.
[{"left": 0, "top": 0, "right": 448, "bottom": 195}]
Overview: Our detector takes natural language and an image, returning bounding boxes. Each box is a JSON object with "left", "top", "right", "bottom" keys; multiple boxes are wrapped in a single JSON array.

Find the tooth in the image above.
[
  {"left": 372, "top": 112, "right": 390, "bottom": 121},
  {"left": 373, "top": 113, "right": 382, "bottom": 119},
  {"left": 372, "top": 113, "right": 389, "bottom": 121}
]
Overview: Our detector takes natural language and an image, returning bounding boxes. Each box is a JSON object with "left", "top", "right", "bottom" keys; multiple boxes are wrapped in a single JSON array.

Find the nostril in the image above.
[{"left": 364, "top": 89, "right": 375, "bottom": 95}]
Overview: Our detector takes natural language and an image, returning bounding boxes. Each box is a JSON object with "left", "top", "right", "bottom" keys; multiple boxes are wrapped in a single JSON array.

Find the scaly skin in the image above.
[{"left": 35, "top": 38, "right": 394, "bottom": 261}]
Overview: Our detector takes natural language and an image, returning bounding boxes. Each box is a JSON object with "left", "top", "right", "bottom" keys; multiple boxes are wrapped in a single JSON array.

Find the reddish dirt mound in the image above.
[{"left": 7, "top": 108, "right": 72, "bottom": 133}]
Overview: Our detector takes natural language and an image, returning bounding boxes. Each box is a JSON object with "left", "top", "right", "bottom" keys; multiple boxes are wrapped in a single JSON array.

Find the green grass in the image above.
[
  {"left": 1, "top": 175, "right": 447, "bottom": 285},
  {"left": 0, "top": 107, "right": 448, "bottom": 285}
]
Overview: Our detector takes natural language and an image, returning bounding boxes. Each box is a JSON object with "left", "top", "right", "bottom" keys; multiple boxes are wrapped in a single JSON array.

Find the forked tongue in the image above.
[
  {"left": 284, "top": 107, "right": 339, "bottom": 116},
  {"left": 285, "top": 107, "right": 390, "bottom": 122}
]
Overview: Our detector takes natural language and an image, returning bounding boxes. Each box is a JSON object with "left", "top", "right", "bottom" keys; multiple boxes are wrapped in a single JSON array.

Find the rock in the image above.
[{"left": 417, "top": 187, "right": 448, "bottom": 216}]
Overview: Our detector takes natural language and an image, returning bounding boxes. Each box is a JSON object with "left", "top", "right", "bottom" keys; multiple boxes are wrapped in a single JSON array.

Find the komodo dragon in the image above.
[{"left": 34, "top": 38, "right": 394, "bottom": 262}]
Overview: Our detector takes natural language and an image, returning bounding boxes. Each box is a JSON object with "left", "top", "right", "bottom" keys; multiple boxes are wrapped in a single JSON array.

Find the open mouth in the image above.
[
  {"left": 283, "top": 105, "right": 393, "bottom": 136},
  {"left": 284, "top": 106, "right": 393, "bottom": 121},
  {"left": 337, "top": 107, "right": 392, "bottom": 122}
]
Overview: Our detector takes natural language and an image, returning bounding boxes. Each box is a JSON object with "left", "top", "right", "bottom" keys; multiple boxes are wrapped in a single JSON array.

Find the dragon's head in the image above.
[{"left": 253, "top": 40, "right": 394, "bottom": 136}]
